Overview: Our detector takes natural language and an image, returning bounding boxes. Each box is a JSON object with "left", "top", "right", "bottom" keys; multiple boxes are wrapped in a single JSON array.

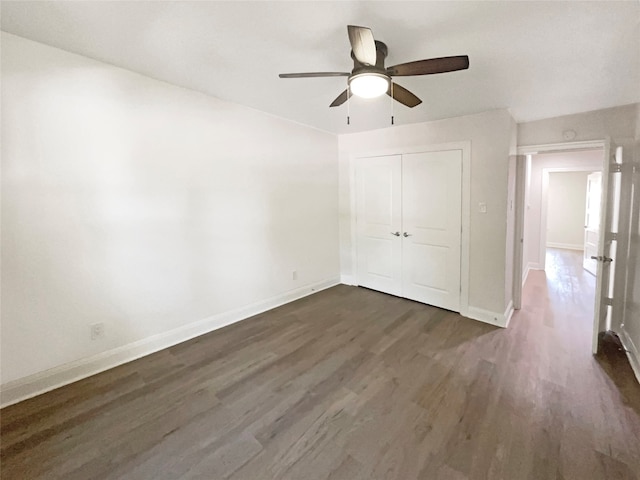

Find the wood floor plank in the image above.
[
  {"left": 325, "top": 454, "right": 367, "bottom": 480},
  {"left": 2, "top": 248, "right": 639, "bottom": 479}
]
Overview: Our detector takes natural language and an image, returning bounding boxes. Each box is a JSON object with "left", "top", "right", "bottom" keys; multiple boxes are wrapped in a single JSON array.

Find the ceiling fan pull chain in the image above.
[
  {"left": 391, "top": 82, "right": 395, "bottom": 125},
  {"left": 347, "top": 84, "right": 351, "bottom": 125}
]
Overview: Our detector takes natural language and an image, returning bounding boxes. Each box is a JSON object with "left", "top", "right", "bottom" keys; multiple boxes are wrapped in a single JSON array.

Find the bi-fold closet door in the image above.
[{"left": 356, "top": 150, "right": 462, "bottom": 312}]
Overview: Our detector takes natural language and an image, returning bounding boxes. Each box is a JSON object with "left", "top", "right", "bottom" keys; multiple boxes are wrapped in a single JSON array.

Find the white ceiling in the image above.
[{"left": 2, "top": 1, "right": 639, "bottom": 134}]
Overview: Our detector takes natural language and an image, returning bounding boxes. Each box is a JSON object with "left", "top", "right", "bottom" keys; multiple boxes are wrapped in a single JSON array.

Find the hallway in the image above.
[{"left": 544, "top": 247, "right": 596, "bottom": 324}]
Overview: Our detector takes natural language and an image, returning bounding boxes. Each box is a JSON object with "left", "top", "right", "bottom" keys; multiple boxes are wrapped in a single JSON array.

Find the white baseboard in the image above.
[
  {"left": 0, "top": 277, "right": 340, "bottom": 408},
  {"left": 340, "top": 274, "right": 357, "bottom": 286},
  {"left": 546, "top": 242, "right": 583, "bottom": 251},
  {"left": 465, "top": 305, "right": 511, "bottom": 328},
  {"left": 523, "top": 262, "right": 544, "bottom": 287},
  {"left": 503, "top": 301, "right": 515, "bottom": 328},
  {"left": 620, "top": 326, "right": 640, "bottom": 385}
]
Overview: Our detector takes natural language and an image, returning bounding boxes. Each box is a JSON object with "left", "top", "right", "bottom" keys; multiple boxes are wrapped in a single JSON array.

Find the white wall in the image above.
[
  {"left": 547, "top": 171, "right": 590, "bottom": 249},
  {"left": 338, "top": 109, "right": 514, "bottom": 320},
  {"left": 1, "top": 33, "right": 340, "bottom": 399},
  {"left": 523, "top": 150, "right": 603, "bottom": 274}
]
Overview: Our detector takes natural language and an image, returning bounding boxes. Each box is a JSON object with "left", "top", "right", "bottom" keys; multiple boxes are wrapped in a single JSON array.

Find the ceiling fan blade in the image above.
[
  {"left": 387, "top": 55, "right": 469, "bottom": 76},
  {"left": 329, "top": 89, "right": 352, "bottom": 107},
  {"left": 279, "top": 72, "right": 350, "bottom": 78},
  {"left": 387, "top": 82, "right": 422, "bottom": 108},
  {"left": 347, "top": 25, "right": 377, "bottom": 66}
]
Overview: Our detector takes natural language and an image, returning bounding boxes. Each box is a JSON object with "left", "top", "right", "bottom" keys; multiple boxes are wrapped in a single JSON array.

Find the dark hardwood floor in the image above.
[{"left": 2, "top": 249, "right": 639, "bottom": 479}]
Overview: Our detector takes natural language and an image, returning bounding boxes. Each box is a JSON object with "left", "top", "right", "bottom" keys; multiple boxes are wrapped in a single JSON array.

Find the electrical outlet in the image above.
[{"left": 90, "top": 322, "right": 105, "bottom": 341}]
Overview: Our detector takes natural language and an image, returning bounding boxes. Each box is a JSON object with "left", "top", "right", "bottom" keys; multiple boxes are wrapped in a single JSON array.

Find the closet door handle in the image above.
[
  {"left": 403, "top": 232, "right": 412, "bottom": 237},
  {"left": 390, "top": 231, "right": 400, "bottom": 237}
]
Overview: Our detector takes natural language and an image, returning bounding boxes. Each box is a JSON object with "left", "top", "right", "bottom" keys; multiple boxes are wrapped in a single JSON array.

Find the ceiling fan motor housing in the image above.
[{"left": 348, "top": 41, "right": 391, "bottom": 98}]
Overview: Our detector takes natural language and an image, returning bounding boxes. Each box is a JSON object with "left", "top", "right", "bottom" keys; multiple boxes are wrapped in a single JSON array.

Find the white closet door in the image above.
[
  {"left": 356, "top": 155, "right": 403, "bottom": 296},
  {"left": 401, "top": 150, "right": 462, "bottom": 311}
]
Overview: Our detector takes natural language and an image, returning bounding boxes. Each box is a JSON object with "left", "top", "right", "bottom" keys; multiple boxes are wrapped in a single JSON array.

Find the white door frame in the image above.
[
  {"left": 516, "top": 140, "right": 606, "bottom": 155},
  {"left": 513, "top": 155, "right": 527, "bottom": 310},
  {"left": 349, "top": 141, "right": 471, "bottom": 316}
]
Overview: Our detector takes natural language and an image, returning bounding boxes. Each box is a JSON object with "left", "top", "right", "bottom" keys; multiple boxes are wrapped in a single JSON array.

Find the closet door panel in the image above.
[
  {"left": 355, "top": 155, "right": 403, "bottom": 296},
  {"left": 402, "top": 150, "right": 462, "bottom": 310}
]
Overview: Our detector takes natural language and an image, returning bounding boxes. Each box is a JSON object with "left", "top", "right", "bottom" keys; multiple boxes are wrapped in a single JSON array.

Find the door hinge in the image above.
[
  {"left": 610, "top": 163, "right": 622, "bottom": 173},
  {"left": 604, "top": 297, "right": 614, "bottom": 306}
]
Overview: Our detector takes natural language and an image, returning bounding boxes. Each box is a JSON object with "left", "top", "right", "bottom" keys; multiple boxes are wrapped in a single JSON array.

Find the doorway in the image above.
[
  {"left": 516, "top": 145, "right": 607, "bottom": 351},
  {"left": 542, "top": 167, "right": 602, "bottom": 273},
  {"left": 542, "top": 167, "right": 601, "bottom": 314}
]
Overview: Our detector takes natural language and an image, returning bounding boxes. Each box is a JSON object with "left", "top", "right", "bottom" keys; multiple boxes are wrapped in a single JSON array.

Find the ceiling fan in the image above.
[{"left": 279, "top": 25, "right": 469, "bottom": 108}]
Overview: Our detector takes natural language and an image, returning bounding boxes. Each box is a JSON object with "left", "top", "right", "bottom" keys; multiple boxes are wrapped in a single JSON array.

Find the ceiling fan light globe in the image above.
[{"left": 349, "top": 73, "right": 389, "bottom": 99}]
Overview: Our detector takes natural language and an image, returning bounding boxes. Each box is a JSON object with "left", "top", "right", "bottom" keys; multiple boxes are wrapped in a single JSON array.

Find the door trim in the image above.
[
  {"left": 349, "top": 141, "right": 471, "bottom": 317},
  {"left": 513, "top": 155, "right": 527, "bottom": 310},
  {"left": 517, "top": 140, "right": 606, "bottom": 155}
]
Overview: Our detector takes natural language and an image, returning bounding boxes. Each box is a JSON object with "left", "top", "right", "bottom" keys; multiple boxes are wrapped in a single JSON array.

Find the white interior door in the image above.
[
  {"left": 583, "top": 172, "right": 602, "bottom": 276},
  {"left": 592, "top": 142, "right": 623, "bottom": 353},
  {"left": 401, "top": 151, "right": 462, "bottom": 311},
  {"left": 356, "top": 155, "right": 402, "bottom": 296}
]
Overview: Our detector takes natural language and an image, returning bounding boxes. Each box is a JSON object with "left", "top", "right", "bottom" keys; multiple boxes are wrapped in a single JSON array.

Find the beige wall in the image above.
[
  {"left": 518, "top": 104, "right": 637, "bottom": 147},
  {"left": 547, "top": 171, "right": 590, "bottom": 249}
]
